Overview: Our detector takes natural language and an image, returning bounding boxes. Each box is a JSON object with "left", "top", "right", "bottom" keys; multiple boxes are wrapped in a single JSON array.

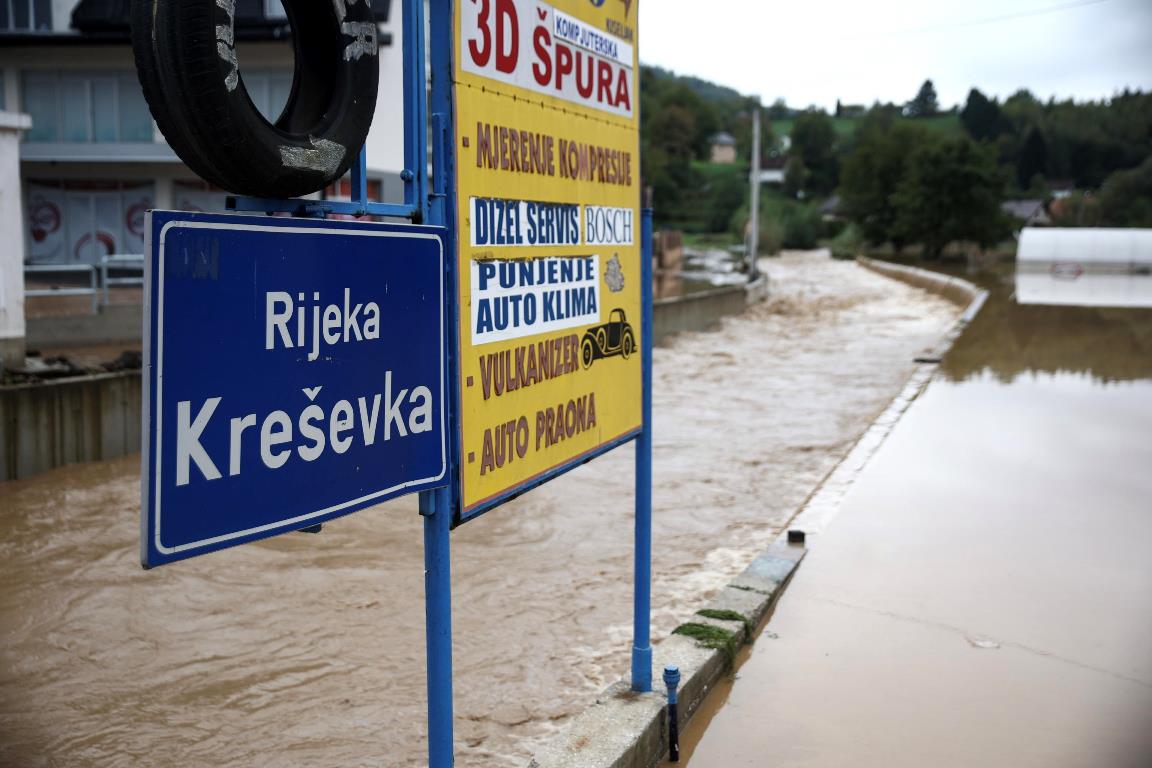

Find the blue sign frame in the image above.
[
  {"left": 141, "top": 211, "right": 449, "bottom": 567},
  {"left": 139, "top": 3, "right": 651, "bottom": 766}
]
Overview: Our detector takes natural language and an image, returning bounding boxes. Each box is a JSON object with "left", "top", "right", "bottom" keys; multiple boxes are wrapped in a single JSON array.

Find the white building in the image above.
[{"left": 0, "top": 0, "right": 406, "bottom": 266}]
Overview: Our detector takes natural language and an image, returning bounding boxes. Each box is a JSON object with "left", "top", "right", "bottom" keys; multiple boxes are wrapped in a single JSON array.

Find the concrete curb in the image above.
[
  {"left": 856, "top": 256, "right": 988, "bottom": 363},
  {"left": 787, "top": 257, "right": 988, "bottom": 534},
  {"left": 527, "top": 544, "right": 805, "bottom": 768}
]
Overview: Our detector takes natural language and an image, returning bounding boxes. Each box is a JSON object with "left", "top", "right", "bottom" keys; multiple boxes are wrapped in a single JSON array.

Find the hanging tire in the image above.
[{"left": 131, "top": 0, "right": 380, "bottom": 199}]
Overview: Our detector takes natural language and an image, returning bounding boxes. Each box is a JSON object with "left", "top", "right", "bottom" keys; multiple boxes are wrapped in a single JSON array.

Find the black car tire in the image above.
[
  {"left": 131, "top": 0, "right": 380, "bottom": 198},
  {"left": 622, "top": 330, "right": 634, "bottom": 359}
]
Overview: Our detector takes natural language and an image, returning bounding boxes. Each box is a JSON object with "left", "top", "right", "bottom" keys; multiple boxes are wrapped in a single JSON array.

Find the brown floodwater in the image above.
[
  {"left": 0, "top": 253, "right": 959, "bottom": 767},
  {"left": 675, "top": 261, "right": 1152, "bottom": 767}
]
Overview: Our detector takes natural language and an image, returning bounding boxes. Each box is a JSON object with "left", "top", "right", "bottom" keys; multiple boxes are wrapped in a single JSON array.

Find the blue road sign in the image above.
[{"left": 141, "top": 211, "right": 448, "bottom": 567}]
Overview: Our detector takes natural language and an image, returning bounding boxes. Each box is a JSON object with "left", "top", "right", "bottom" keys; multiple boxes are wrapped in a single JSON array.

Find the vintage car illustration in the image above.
[{"left": 581, "top": 308, "right": 635, "bottom": 368}]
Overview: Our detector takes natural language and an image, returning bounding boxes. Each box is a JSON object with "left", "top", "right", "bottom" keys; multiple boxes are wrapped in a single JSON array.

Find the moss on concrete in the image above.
[
  {"left": 696, "top": 608, "right": 754, "bottom": 638},
  {"left": 673, "top": 622, "right": 739, "bottom": 667}
]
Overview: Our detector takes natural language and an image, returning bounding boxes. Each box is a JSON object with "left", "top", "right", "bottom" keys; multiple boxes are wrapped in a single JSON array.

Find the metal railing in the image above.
[
  {"left": 24, "top": 263, "right": 99, "bottom": 313},
  {"left": 100, "top": 254, "right": 145, "bottom": 305}
]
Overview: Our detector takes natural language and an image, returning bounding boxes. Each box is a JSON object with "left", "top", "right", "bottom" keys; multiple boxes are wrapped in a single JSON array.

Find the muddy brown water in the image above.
[
  {"left": 673, "top": 261, "right": 1152, "bottom": 767},
  {"left": 0, "top": 253, "right": 959, "bottom": 767}
]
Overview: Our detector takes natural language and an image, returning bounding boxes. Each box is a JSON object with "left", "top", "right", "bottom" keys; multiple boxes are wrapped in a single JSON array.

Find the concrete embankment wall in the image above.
[
  {"left": 654, "top": 274, "right": 767, "bottom": 345},
  {"left": 856, "top": 256, "right": 986, "bottom": 321},
  {"left": 1, "top": 275, "right": 769, "bottom": 481},
  {"left": 26, "top": 305, "right": 143, "bottom": 349},
  {"left": 1, "top": 372, "right": 141, "bottom": 481}
]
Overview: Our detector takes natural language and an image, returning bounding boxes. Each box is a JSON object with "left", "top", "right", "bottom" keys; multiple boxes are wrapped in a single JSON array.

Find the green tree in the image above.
[
  {"left": 1016, "top": 126, "right": 1048, "bottom": 189},
  {"left": 703, "top": 167, "right": 748, "bottom": 232},
  {"left": 782, "top": 156, "right": 807, "bottom": 199},
  {"left": 892, "top": 137, "right": 1009, "bottom": 259},
  {"left": 643, "top": 104, "right": 697, "bottom": 221},
  {"left": 838, "top": 112, "right": 930, "bottom": 248},
  {"left": 766, "top": 98, "right": 790, "bottom": 121},
  {"left": 960, "top": 88, "right": 1006, "bottom": 141},
  {"left": 906, "top": 79, "right": 939, "bottom": 118},
  {"left": 789, "top": 110, "right": 838, "bottom": 196},
  {"left": 1097, "top": 156, "right": 1152, "bottom": 227}
]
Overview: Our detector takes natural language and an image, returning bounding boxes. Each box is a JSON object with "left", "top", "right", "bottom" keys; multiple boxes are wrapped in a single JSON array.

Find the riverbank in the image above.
[{"left": 0, "top": 251, "right": 961, "bottom": 767}]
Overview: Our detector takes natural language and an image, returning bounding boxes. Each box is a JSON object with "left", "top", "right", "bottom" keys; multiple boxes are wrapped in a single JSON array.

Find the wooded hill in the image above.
[{"left": 640, "top": 69, "right": 1152, "bottom": 255}]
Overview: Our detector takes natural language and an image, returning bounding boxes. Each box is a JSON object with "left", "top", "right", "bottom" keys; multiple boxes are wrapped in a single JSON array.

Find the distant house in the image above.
[
  {"left": 1002, "top": 199, "right": 1052, "bottom": 228},
  {"left": 1048, "top": 181, "right": 1076, "bottom": 200},
  {"left": 709, "top": 132, "right": 737, "bottom": 164},
  {"left": 758, "top": 153, "right": 786, "bottom": 185}
]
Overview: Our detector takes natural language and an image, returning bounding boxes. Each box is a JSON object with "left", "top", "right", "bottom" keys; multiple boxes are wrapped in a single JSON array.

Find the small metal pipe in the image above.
[
  {"left": 403, "top": 0, "right": 429, "bottom": 220},
  {"left": 225, "top": 195, "right": 418, "bottom": 219},
  {"left": 350, "top": 146, "right": 369, "bottom": 210},
  {"left": 664, "top": 665, "right": 681, "bottom": 762}
]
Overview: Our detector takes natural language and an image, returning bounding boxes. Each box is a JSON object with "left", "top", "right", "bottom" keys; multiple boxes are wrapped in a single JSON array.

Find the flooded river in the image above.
[
  {"left": 677, "top": 260, "right": 1152, "bottom": 767},
  {"left": 0, "top": 253, "right": 958, "bottom": 767}
]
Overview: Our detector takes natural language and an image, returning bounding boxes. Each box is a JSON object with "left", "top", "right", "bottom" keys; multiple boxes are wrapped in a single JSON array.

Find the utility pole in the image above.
[{"left": 748, "top": 107, "right": 761, "bottom": 277}]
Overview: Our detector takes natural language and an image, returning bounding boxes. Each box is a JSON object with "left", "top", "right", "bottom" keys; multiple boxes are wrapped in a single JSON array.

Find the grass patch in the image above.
[
  {"left": 696, "top": 608, "right": 754, "bottom": 638},
  {"left": 673, "top": 622, "right": 739, "bottom": 667},
  {"left": 683, "top": 231, "right": 736, "bottom": 249},
  {"left": 767, "top": 116, "right": 859, "bottom": 139}
]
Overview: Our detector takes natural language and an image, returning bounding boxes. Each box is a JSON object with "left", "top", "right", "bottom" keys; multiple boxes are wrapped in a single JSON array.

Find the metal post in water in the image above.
[
  {"left": 664, "top": 665, "right": 681, "bottom": 762},
  {"left": 421, "top": 488, "right": 454, "bottom": 768},
  {"left": 632, "top": 208, "right": 655, "bottom": 693},
  {"left": 748, "top": 107, "right": 761, "bottom": 276}
]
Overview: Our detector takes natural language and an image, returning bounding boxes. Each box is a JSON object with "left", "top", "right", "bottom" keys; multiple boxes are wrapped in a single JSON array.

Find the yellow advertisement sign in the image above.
[{"left": 453, "top": 0, "right": 641, "bottom": 516}]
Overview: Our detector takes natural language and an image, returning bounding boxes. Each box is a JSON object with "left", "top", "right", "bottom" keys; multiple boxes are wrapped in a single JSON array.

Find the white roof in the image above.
[{"left": 1018, "top": 228, "right": 1152, "bottom": 265}]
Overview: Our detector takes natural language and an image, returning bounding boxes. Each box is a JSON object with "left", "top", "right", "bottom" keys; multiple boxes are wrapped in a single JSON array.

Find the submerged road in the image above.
[
  {"left": 676, "top": 264, "right": 1152, "bottom": 768},
  {"left": 0, "top": 251, "right": 958, "bottom": 767}
]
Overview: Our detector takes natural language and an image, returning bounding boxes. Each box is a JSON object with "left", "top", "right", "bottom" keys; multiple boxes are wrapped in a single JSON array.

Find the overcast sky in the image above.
[{"left": 638, "top": 0, "right": 1152, "bottom": 110}]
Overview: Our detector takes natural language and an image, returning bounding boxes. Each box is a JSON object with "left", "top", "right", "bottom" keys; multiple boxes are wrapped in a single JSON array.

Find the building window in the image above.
[
  {"left": 21, "top": 72, "right": 153, "bottom": 143},
  {"left": 26, "top": 181, "right": 155, "bottom": 264},
  {"left": 0, "top": 0, "right": 52, "bottom": 31},
  {"left": 264, "top": 0, "right": 286, "bottom": 19},
  {"left": 243, "top": 70, "right": 293, "bottom": 123}
]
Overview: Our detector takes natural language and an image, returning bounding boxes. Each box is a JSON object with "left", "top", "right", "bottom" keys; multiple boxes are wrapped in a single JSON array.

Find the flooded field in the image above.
[
  {"left": 678, "top": 260, "right": 1152, "bottom": 767},
  {"left": 0, "top": 253, "right": 958, "bottom": 767}
]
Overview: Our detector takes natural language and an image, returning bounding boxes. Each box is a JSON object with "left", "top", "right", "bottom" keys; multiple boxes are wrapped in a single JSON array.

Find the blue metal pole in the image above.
[
  {"left": 402, "top": 0, "right": 429, "bottom": 219},
  {"left": 350, "top": 146, "right": 369, "bottom": 209},
  {"left": 423, "top": 1, "right": 455, "bottom": 765},
  {"left": 632, "top": 208, "right": 655, "bottom": 692},
  {"left": 420, "top": 488, "right": 454, "bottom": 768}
]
